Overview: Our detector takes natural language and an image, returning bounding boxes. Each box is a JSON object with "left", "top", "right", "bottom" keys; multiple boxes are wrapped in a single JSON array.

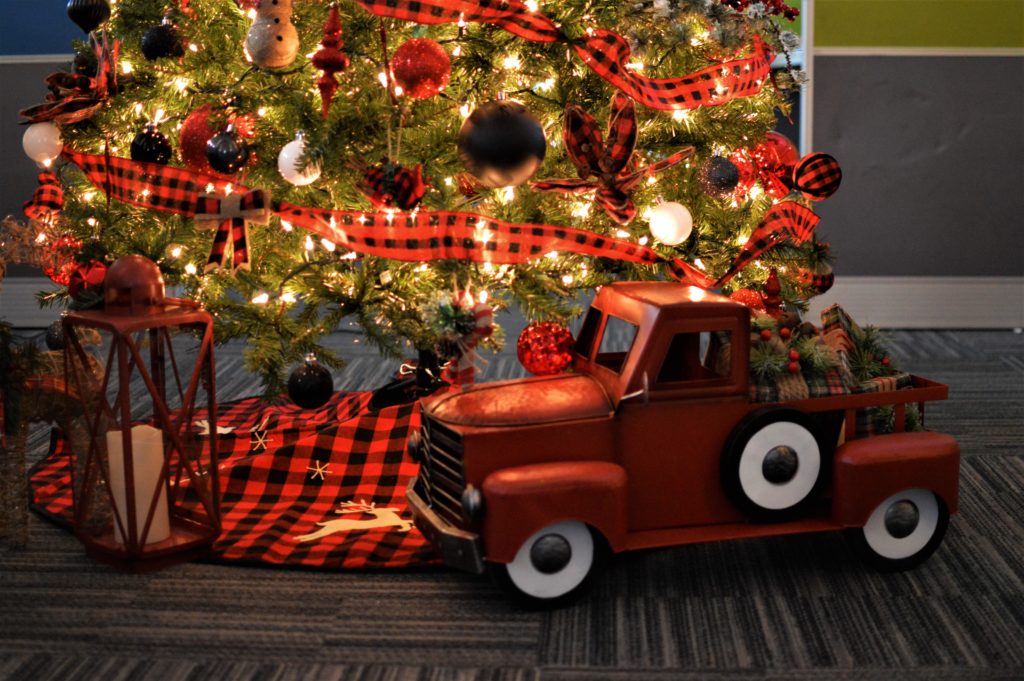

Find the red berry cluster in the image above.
[{"left": 719, "top": 0, "right": 799, "bottom": 20}]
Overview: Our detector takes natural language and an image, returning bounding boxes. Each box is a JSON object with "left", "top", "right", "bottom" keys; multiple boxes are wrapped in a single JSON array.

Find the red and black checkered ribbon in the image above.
[
  {"left": 352, "top": 0, "right": 774, "bottom": 111},
  {"left": 532, "top": 92, "right": 694, "bottom": 225},
  {"left": 277, "top": 202, "right": 713, "bottom": 287},
  {"left": 22, "top": 171, "right": 63, "bottom": 221},
  {"left": 30, "top": 391, "right": 438, "bottom": 568},
  {"left": 195, "top": 190, "right": 272, "bottom": 273},
  {"left": 62, "top": 148, "right": 713, "bottom": 288},
  {"left": 793, "top": 152, "right": 842, "bottom": 201},
  {"left": 715, "top": 200, "right": 820, "bottom": 287}
]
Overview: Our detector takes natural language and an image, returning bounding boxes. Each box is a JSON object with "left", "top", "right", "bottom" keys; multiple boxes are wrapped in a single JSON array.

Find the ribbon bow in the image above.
[
  {"left": 714, "top": 200, "right": 820, "bottom": 287},
  {"left": 532, "top": 93, "right": 693, "bottom": 225},
  {"left": 23, "top": 172, "right": 64, "bottom": 222},
  {"left": 353, "top": 159, "right": 428, "bottom": 211},
  {"left": 194, "top": 189, "right": 271, "bottom": 273},
  {"left": 20, "top": 35, "right": 120, "bottom": 125}
]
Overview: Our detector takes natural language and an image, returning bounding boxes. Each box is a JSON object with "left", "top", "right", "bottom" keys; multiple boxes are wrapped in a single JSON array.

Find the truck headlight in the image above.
[
  {"left": 461, "top": 485, "right": 484, "bottom": 524},
  {"left": 407, "top": 430, "right": 423, "bottom": 463}
]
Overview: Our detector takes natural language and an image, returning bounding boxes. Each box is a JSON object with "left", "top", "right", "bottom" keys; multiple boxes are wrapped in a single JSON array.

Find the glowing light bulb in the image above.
[
  {"left": 281, "top": 220, "right": 293, "bottom": 232},
  {"left": 561, "top": 274, "right": 574, "bottom": 285},
  {"left": 525, "top": 0, "right": 538, "bottom": 10},
  {"left": 185, "top": 263, "right": 198, "bottom": 275},
  {"left": 251, "top": 292, "right": 270, "bottom": 305},
  {"left": 281, "top": 292, "right": 297, "bottom": 304},
  {"left": 121, "top": 61, "right": 133, "bottom": 75},
  {"left": 502, "top": 55, "right": 521, "bottom": 70},
  {"left": 321, "top": 238, "right": 336, "bottom": 252},
  {"left": 170, "top": 246, "right": 183, "bottom": 258}
]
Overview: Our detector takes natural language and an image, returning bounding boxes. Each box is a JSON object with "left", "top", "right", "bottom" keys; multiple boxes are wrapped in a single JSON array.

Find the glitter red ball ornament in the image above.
[
  {"left": 391, "top": 38, "right": 450, "bottom": 100},
  {"left": 517, "top": 322, "right": 574, "bottom": 376},
  {"left": 751, "top": 131, "right": 799, "bottom": 198},
  {"left": 43, "top": 235, "right": 83, "bottom": 286},
  {"left": 729, "top": 288, "right": 766, "bottom": 312},
  {"left": 179, "top": 105, "right": 220, "bottom": 175}
]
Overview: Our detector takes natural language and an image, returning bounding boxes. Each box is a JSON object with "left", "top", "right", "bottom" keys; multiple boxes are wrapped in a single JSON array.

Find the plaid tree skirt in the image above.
[{"left": 28, "top": 391, "right": 439, "bottom": 568}]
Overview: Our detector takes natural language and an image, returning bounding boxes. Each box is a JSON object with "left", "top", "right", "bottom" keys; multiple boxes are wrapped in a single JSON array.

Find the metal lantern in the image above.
[{"left": 61, "top": 255, "right": 220, "bottom": 570}]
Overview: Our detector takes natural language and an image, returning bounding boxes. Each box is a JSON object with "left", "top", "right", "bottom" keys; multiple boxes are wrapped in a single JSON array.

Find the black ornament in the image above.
[
  {"left": 141, "top": 20, "right": 185, "bottom": 61},
  {"left": 288, "top": 354, "right": 334, "bottom": 410},
  {"left": 130, "top": 124, "right": 172, "bottom": 165},
  {"left": 45, "top": 320, "right": 66, "bottom": 351},
  {"left": 698, "top": 156, "right": 740, "bottom": 197},
  {"left": 72, "top": 51, "right": 96, "bottom": 76},
  {"left": 205, "top": 124, "right": 249, "bottom": 174},
  {"left": 66, "top": 0, "right": 111, "bottom": 33},
  {"left": 457, "top": 100, "right": 546, "bottom": 188}
]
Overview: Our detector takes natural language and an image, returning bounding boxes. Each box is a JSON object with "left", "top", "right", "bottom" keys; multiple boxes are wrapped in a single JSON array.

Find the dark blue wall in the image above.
[{"left": 2, "top": 1, "right": 81, "bottom": 55}]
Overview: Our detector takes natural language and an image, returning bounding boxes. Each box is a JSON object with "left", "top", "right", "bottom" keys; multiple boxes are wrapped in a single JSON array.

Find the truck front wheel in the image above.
[
  {"left": 722, "top": 409, "right": 826, "bottom": 521},
  {"left": 845, "top": 488, "right": 949, "bottom": 571},
  {"left": 490, "top": 521, "right": 606, "bottom": 607}
]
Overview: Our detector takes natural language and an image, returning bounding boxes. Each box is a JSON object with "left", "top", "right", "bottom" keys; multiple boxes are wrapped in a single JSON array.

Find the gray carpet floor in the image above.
[{"left": 1, "top": 329, "right": 1022, "bottom": 681}]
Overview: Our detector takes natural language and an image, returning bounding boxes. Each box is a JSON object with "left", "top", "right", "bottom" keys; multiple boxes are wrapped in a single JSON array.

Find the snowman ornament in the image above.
[{"left": 246, "top": 0, "right": 300, "bottom": 70}]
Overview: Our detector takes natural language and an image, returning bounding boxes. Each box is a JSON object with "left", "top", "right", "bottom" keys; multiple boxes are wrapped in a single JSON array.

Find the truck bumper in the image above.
[{"left": 406, "top": 479, "right": 485, "bottom": 574}]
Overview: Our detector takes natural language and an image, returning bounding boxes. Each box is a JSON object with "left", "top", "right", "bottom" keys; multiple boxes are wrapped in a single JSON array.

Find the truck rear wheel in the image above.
[
  {"left": 846, "top": 488, "right": 949, "bottom": 571},
  {"left": 489, "top": 521, "right": 605, "bottom": 607},
  {"left": 722, "top": 409, "right": 826, "bottom": 521}
]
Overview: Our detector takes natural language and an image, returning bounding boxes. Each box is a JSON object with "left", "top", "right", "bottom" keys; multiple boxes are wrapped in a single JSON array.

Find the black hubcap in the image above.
[
  {"left": 763, "top": 446, "right": 799, "bottom": 483},
  {"left": 884, "top": 500, "right": 920, "bottom": 538},
  {"left": 530, "top": 534, "right": 572, "bottom": 574}
]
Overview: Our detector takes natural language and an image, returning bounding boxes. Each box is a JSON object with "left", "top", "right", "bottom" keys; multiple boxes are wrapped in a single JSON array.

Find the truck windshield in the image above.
[
  {"left": 595, "top": 314, "right": 639, "bottom": 374},
  {"left": 574, "top": 307, "right": 602, "bottom": 358}
]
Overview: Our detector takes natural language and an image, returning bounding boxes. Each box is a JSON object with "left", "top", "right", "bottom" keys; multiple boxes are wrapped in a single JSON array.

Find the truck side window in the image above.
[
  {"left": 595, "top": 314, "right": 639, "bottom": 373},
  {"left": 657, "top": 330, "right": 731, "bottom": 383},
  {"left": 574, "top": 308, "right": 602, "bottom": 358}
]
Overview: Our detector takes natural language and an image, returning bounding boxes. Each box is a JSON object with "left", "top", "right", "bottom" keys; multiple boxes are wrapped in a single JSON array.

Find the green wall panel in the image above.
[{"left": 815, "top": 0, "right": 1024, "bottom": 48}]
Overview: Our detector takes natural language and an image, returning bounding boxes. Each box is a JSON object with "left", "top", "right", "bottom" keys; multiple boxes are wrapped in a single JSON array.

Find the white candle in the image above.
[{"left": 106, "top": 425, "right": 171, "bottom": 545}]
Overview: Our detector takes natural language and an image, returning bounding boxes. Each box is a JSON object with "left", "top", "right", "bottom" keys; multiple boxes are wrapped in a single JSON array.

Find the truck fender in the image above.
[
  {"left": 832, "top": 431, "right": 960, "bottom": 527},
  {"left": 481, "top": 461, "right": 628, "bottom": 564}
]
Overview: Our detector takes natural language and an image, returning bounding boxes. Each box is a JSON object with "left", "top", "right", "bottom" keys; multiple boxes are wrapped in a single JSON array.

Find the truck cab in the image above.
[{"left": 407, "top": 282, "right": 959, "bottom": 606}]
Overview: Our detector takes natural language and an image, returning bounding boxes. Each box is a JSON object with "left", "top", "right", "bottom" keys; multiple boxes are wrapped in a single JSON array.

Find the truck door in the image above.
[{"left": 616, "top": 324, "right": 751, "bottom": 531}]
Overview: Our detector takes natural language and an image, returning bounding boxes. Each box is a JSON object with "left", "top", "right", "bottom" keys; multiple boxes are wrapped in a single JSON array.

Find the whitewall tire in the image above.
[
  {"left": 847, "top": 488, "right": 950, "bottom": 571},
  {"left": 723, "top": 409, "right": 827, "bottom": 520},
  {"left": 491, "top": 520, "right": 603, "bottom": 606}
]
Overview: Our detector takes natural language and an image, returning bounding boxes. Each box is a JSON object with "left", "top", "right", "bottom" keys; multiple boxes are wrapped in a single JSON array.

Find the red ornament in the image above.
[
  {"left": 758, "top": 329, "right": 772, "bottom": 342},
  {"left": 68, "top": 260, "right": 108, "bottom": 299},
  {"left": 750, "top": 132, "right": 799, "bottom": 198},
  {"left": 229, "top": 111, "right": 258, "bottom": 139},
  {"left": 517, "top": 322, "right": 574, "bottom": 376},
  {"left": 787, "top": 361, "right": 800, "bottom": 374},
  {"left": 42, "top": 235, "right": 83, "bottom": 286},
  {"left": 788, "top": 350, "right": 800, "bottom": 361},
  {"left": 728, "top": 149, "right": 757, "bottom": 199},
  {"left": 779, "top": 326, "right": 792, "bottom": 340},
  {"left": 391, "top": 38, "right": 451, "bottom": 100},
  {"left": 179, "top": 105, "right": 220, "bottom": 175},
  {"left": 312, "top": 4, "right": 350, "bottom": 119},
  {"left": 729, "top": 288, "right": 766, "bottom": 312},
  {"left": 881, "top": 357, "right": 891, "bottom": 367}
]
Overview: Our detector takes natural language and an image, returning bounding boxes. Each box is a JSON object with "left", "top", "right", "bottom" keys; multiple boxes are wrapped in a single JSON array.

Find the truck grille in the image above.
[{"left": 419, "top": 412, "right": 466, "bottom": 526}]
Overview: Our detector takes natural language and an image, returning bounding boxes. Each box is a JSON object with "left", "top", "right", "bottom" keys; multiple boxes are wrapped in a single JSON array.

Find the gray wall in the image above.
[{"left": 813, "top": 56, "right": 1024, "bottom": 277}]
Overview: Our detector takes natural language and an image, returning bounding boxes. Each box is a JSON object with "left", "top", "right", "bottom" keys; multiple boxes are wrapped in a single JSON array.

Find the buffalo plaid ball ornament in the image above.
[{"left": 793, "top": 153, "right": 842, "bottom": 201}]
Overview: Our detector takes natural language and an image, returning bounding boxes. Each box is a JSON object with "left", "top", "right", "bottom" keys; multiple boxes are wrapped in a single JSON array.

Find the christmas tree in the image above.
[{"left": 9, "top": 0, "right": 840, "bottom": 397}]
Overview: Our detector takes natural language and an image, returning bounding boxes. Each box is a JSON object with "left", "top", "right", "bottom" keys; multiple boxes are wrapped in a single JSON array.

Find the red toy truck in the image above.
[{"left": 407, "top": 282, "right": 959, "bottom": 605}]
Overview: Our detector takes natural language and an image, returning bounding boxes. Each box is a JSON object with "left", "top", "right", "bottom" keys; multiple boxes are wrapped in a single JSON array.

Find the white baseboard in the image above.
[
  {"left": 3, "top": 276, "right": 1022, "bottom": 330},
  {"left": 806, "top": 277, "right": 1024, "bottom": 329}
]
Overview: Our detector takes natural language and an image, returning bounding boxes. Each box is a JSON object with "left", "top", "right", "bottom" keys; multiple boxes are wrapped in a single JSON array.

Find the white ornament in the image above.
[
  {"left": 277, "top": 133, "right": 321, "bottom": 186},
  {"left": 22, "top": 122, "right": 63, "bottom": 166},
  {"left": 647, "top": 201, "right": 693, "bottom": 245}
]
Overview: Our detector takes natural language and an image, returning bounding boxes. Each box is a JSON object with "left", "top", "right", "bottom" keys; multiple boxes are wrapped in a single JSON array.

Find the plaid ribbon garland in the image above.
[
  {"left": 715, "top": 201, "right": 821, "bottom": 287},
  {"left": 62, "top": 148, "right": 713, "bottom": 288},
  {"left": 351, "top": 0, "right": 773, "bottom": 111},
  {"left": 278, "top": 202, "right": 713, "bottom": 287},
  {"left": 23, "top": 172, "right": 64, "bottom": 221},
  {"left": 532, "top": 93, "right": 694, "bottom": 224},
  {"left": 793, "top": 152, "right": 842, "bottom": 200},
  {"left": 195, "top": 190, "right": 272, "bottom": 273},
  {"left": 30, "top": 392, "right": 439, "bottom": 569}
]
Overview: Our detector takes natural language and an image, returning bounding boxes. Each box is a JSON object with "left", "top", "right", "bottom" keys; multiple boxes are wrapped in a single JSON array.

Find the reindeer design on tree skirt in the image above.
[{"left": 294, "top": 500, "right": 414, "bottom": 542}]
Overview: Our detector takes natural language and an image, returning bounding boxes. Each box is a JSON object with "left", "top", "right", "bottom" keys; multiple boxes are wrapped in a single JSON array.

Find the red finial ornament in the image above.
[
  {"left": 312, "top": 4, "right": 350, "bottom": 119},
  {"left": 763, "top": 268, "right": 783, "bottom": 319}
]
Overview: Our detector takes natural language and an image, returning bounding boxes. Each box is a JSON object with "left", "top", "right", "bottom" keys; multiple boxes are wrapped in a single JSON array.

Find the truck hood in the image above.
[{"left": 426, "top": 373, "right": 613, "bottom": 428}]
